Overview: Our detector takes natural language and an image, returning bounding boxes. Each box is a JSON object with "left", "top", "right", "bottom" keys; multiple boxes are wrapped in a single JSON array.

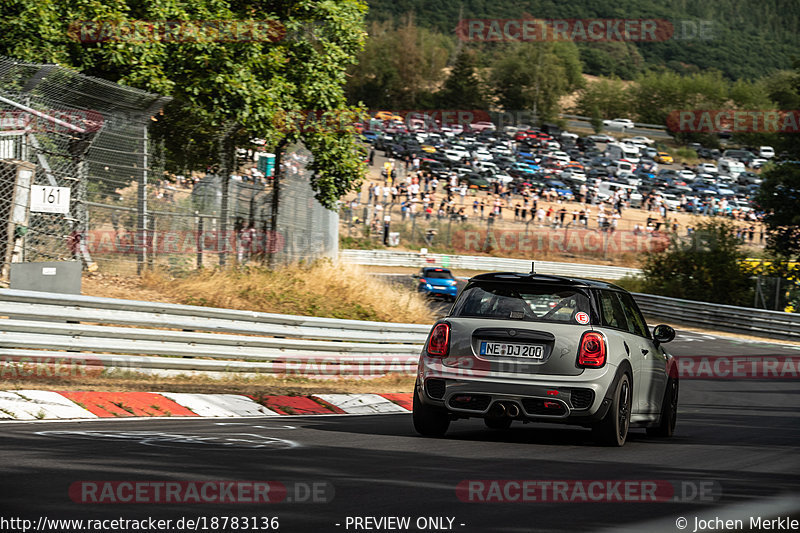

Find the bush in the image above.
[
  {"left": 614, "top": 274, "right": 647, "bottom": 294},
  {"left": 640, "top": 219, "right": 753, "bottom": 306},
  {"left": 674, "top": 148, "right": 698, "bottom": 163}
]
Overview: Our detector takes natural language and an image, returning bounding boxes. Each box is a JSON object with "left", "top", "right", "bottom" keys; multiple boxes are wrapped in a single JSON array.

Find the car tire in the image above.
[
  {"left": 484, "top": 417, "right": 513, "bottom": 430},
  {"left": 647, "top": 377, "right": 678, "bottom": 438},
  {"left": 413, "top": 384, "right": 450, "bottom": 437},
  {"left": 593, "top": 373, "right": 631, "bottom": 447}
]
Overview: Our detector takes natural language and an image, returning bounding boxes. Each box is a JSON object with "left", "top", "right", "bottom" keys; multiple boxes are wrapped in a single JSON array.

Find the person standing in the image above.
[{"left": 536, "top": 206, "right": 545, "bottom": 226}]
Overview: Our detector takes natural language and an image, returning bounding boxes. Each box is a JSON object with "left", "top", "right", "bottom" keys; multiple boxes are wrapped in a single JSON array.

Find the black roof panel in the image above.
[{"left": 468, "top": 271, "right": 624, "bottom": 291}]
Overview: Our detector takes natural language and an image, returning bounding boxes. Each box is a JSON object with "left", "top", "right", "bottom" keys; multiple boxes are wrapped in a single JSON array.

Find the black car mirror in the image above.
[{"left": 653, "top": 324, "right": 676, "bottom": 344}]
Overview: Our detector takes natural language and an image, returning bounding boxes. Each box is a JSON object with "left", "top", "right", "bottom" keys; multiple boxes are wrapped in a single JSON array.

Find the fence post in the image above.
[
  {"left": 218, "top": 146, "right": 229, "bottom": 267},
  {"left": 136, "top": 124, "right": 148, "bottom": 274},
  {"left": 196, "top": 213, "right": 203, "bottom": 269}
]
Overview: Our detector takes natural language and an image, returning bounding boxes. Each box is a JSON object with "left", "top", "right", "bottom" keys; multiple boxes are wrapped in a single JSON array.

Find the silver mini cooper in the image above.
[{"left": 413, "top": 271, "right": 678, "bottom": 446}]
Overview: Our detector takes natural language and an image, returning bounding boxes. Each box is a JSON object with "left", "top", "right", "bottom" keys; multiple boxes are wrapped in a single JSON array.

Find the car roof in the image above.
[{"left": 468, "top": 271, "right": 625, "bottom": 291}]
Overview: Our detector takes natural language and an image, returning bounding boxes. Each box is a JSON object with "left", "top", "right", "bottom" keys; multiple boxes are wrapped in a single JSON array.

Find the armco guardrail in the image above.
[
  {"left": 560, "top": 114, "right": 668, "bottom": 131},
  {"left": 341, "top": 249, "right": 640, "bottom": 281},
  {"left": 633, "top": 293, "right": 800, "bottom": 341},
  {"left": 0, "top": 289, "right": 428, "bottom": 378}
]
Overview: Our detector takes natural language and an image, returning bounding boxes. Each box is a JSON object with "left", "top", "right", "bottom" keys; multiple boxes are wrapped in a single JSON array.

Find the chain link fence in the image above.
[
  {"left": 0, "top": 55, "right": 169, "bottom": 276},
  {"left": 0, "top": 56, "right": 338, "bottom": 279}
]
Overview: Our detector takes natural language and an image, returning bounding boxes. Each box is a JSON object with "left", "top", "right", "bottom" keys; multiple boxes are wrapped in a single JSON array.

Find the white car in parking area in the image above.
[
  {"left": 627, "top": 136, "right": 655, "bottom": 145},
  {"left": 588, "top": 133, "right": 616, "bottom": 142},
  {"left": 473, "top": 160, "right": 499, "bottom": 174},
  {"left": 560, "top": 168, "right": 587, "bottom": 182},
  {"left": 696, "top": 163, "right": 718, "bottom": 174},
  {"left": 678, "top": 169, "right": 696, "bottom": 181},
  {"left": 442, "top": 149, "right": 465, "bottom": 162},
  {"left": 487, "top": 171, "right": 514, "bottom": 185},
  {"left": 759, "top": 146, "right": 775, "bottom": 158},
  {"left": 490, "top": 145, "right": 512, "bottom": 156},
  {"left": 550, "top": 151, "right": 571, "bottom": 164},
  {"left": 603, "top": 118, "right": 634, "bottom": 130},
  {"left": 473, "top": 149, "right": 494, "bottom": 161},
  {"left": 656, "top": 193, "right": 681, "bottom": 211}
]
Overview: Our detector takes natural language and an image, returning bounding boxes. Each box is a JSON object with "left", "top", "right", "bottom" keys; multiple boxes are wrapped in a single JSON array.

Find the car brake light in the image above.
[
  {"left": 427, "top": 323, "right": 450, "bottom": 357},
  {"left": 577, "top": 331, "right": 606, "bottom": 368},
  {"left": 419, "top": 278, "right": 426, "bottom": 283}
]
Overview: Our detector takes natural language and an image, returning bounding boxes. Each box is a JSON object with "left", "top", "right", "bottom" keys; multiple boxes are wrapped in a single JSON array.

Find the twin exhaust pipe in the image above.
[{"left": 489, "top": 401, "right": 520, "bottom": 418}]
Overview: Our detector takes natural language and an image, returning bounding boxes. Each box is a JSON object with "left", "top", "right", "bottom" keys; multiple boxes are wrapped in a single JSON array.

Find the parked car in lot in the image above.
[
  {"left": 654, "top": 152, "right": 673, "bottom": 164},
  {"left": 722, "top": 149, "right": 756, "bottom": 165},
  {"left": 588, "top": 133, "right": 616, "bottom": 143},
  {"left": 718, "top": 158, "right": 746, "bottom": 178},
  {"left": 737, "top": 171, "right": 762, "bottom": 186},
  {"left": 414, "top": 267, "right": 459, "bottom": 301},
  {"left": 697, "top": 147, "right": 720, "bottom": 160},
  {"left": 627, "top": 136, "right": 655, "bottom": 145},
  {"left": 413, "top": 271, "right": 679, "bottom": 446},
  {"left": 695, "top": 163, "right": 718, "bottom": 175},
  {"left": 759, "top": 146, "right": 775, "bottom": 159},
  {"left": 464, "top": 174, "right": 490, "bottom": 190}
]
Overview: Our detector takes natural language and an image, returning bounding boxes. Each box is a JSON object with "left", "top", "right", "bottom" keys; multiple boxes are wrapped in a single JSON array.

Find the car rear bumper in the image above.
[
  {"left": 419, "top": 285, "right": 458, "bottom": 297},
  {"left": 417, "top": 356, "right": 619, "bottom": 424}
]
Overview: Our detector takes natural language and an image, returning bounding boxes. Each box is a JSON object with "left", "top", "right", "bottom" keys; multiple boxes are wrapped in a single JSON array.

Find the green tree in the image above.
[
  {"left": 755, "top": 162, "right": 800, "bottom": 260},
  {"left": 0, "top": 0, "right": 368, "bottom": 208},
  {"left": 574, "top": 77, "right": 630, "bottom": 121},
  {"left": 435, "top": 48, "right": 489, "bottom": 110},
  {"left": 345, "top": 16, "right": 451, "bottom": 110},
  {"left": 578, "top": 42, "right": 644, "bottom": 80},
  {"left": 640, "top": 219, "right": 753, "bottom": 306},
  {"left": 590, "top": 106, "right": 603, "bottom": 134},
  {"left": 490, "top": 41, "right": 583, "bottom": 122},
  {"left": 629, "top": 70, "right": 730, "bottom": 126}
]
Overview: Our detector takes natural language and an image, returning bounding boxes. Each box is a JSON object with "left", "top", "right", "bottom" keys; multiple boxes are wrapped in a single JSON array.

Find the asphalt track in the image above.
[
  {"left": 2, "top": 277, "right": 799, "bottom": 532},
  {"left": 1, "top": 330, "right": 799, "bottom": 533}
]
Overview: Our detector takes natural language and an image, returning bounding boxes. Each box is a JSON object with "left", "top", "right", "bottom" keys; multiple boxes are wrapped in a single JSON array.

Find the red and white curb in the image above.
[{"left": 0, "top": 390, "right": 413, "bottom": 420}]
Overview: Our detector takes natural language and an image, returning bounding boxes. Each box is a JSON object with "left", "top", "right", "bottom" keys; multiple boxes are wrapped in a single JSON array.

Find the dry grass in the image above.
[{"left": 137, "top": 260, "right": 434, "bottom": 324}]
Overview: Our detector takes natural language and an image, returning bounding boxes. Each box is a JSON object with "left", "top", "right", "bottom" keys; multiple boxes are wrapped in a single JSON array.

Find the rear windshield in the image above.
[
  {"left": 452, "top": 283, "right": 591, "bottom": 323},
  {"left": 424, "top": 270, "right": 453, "bottom": 279}
]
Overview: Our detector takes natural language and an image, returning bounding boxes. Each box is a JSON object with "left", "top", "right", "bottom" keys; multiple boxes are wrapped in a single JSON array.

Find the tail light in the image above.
[
  {"left": 419, "top": 278, "right": 427, "bottom": 284},
  {"left": 577, "top": 331, "right": 606, "bottom": 368},
  {"left": 427, "top": 323, "right": 450, "bottom": 357}
]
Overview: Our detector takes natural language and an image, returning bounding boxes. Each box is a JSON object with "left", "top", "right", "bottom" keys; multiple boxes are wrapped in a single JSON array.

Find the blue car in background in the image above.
[{"left": 415, "top": 267, "right": 459, "bottom": 301}]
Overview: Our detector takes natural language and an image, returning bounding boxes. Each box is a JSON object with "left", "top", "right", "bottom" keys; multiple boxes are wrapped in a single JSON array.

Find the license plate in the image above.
[
  {"left": 480, "top": 341, "right": 544, "bottom": 358},
  {"left": 434, "top": 286, "right": 446, "bottom": 289}
]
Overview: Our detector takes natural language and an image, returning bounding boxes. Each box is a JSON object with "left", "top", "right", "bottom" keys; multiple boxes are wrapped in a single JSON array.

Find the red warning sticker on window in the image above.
[{"left": 575, "top": 312, "right": 590, "bottom": 324}]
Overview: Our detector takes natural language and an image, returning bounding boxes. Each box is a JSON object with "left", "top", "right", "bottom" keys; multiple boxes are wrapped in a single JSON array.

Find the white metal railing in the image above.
[{"left": 341, "top": 249, "right": 640, "bottom": 280}]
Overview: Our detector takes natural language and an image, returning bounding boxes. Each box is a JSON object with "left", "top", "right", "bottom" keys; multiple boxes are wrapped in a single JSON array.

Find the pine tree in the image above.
[{"left": 436, "top": 49, "right": 489, "bottom": 110}]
